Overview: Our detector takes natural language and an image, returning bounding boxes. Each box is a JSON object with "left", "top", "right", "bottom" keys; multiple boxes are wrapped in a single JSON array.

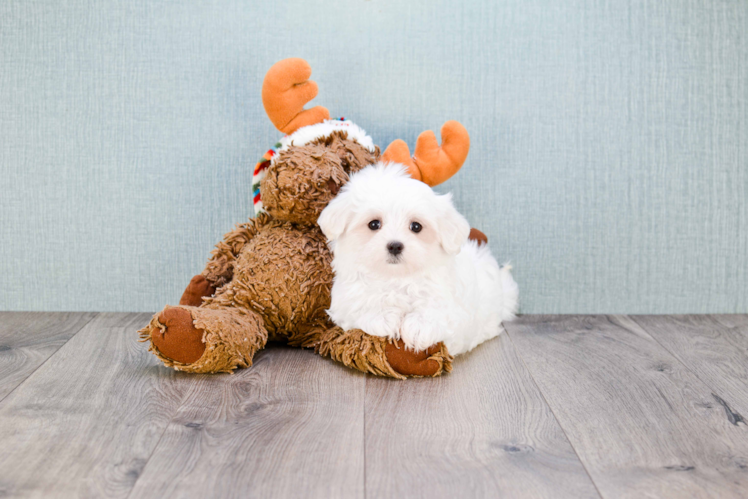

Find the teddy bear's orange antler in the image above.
[
  {"left": 262, "top": 58, "right": 330, "bottom": 134},
  {"left": 381, "top": 121, "right": 470, "bottom": 187}
]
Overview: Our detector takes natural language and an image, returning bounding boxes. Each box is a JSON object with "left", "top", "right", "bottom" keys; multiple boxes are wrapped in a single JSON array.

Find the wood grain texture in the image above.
[
  {"left": 364, "top": 335, "right": 599, "bottom": 499},
  {"left": 0, "top": 312, "right": 97, "bottom": 402},
  {"left": 0, "top": 313, "right": 194, "bottom": 498},
  {"left": 631, "top": 315, "right": 748, "bottom": 419},
  {"left": 507, "top": 315, "right": 748, "bottom": 498},
  {"left": 129, "top": 345, "right": 365, "bottom": 499},
  {"left": 711, "top": 315, "right": 748, "bottom": 352},
  {"left": 3, "top": 313, "right": 748, "bottom": 498}
]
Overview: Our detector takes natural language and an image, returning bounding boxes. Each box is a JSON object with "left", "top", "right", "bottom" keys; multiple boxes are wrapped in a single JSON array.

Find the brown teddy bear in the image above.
[{"left": 139, "top": 58, "right": 481, "bottom": 378}]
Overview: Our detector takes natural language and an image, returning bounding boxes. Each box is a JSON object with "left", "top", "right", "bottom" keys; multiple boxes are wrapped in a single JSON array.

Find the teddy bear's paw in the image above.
[
  {"left": 469, "top": 228, "right": 488, "bottom": 246},
  {"left": 150, "top": 306, "right": 206, "bottom": 364},
  {"left": 384, "top": 339, "right": 453, "bottom": 377},
  {"left": 179, "top": 275, "right": 216, "bottom": 307}
]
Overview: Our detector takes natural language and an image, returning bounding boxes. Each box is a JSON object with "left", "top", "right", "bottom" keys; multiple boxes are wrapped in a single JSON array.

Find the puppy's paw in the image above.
[
  {"left": 385, "top": 339, "right": 452, "bottom": 377},
  {"left": 355, "top": 313, "right": 400, "bottom": 339},
  {"left": 400, "top": 313, "right": 447, "bottom": 352}
]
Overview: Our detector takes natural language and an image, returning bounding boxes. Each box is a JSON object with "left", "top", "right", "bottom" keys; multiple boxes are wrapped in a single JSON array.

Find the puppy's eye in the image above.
[
  {"left": 368, "top": 220, "right": 382, "bottom": 231},
  {"left": 410, "top": 222, "right": 423, "bottom": 233}
]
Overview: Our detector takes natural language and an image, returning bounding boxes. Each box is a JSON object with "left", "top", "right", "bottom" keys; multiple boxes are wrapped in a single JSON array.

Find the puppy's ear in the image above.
[
  {"left": 318, "top": 190, "right": 356, "bottom": 241},
  {"left": 435, "top": 193, "right": 471, "bottom": 255}
]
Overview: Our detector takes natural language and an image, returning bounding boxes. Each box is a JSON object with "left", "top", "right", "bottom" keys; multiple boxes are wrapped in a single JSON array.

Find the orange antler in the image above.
[
  {"left": 381, "top": 121, "right": 470, "bottom": 186},
  {"left": 262, "top": 58, "right": 330, "bottom": 134}
]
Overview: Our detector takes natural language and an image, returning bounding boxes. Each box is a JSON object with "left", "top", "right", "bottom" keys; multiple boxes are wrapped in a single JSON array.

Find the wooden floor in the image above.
[{"left": 0, "top": 314, "right": 747, "bottom": 498}]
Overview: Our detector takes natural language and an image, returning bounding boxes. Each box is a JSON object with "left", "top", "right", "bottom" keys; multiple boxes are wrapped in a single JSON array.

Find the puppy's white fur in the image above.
[{"left": 318, "top": 163, "right": 518, "bottom": 356}]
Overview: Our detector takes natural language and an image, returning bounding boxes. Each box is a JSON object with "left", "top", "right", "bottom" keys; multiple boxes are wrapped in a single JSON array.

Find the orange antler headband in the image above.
[
  {"left": 381, "top": 121, "right": 470, "bottom": 187},
  {"left": 261, "top": 58, "right": 470, "bottom": 186},
  {"left": 262, "top": 58, "right": 330, "bottom": 135}
]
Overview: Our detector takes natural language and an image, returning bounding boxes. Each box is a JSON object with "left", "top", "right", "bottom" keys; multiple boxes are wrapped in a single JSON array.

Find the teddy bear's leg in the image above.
[
  {"left": 139, "top": 303, "right": 267, "bottom": 373},
  {"left": 309, "top": 326, "right": 453, "bottom": 379}
]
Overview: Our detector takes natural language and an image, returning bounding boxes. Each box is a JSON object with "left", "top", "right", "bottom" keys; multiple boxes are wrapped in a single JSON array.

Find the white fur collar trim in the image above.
[{"left": 276, "top": 119, "right": 375, "bottom": 154}]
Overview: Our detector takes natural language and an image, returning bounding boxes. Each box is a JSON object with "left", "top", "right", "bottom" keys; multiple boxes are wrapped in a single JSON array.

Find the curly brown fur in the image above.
[
  {"left": 202, "top": 213, "right": 272, "bottom": 288},
  {"left": 310, "top": 130, "right": 381, "bottom": 176},
  {"left": 314, "top": 327, "right": 405, "bottom": 379},
  {"left": 261, "top": 132, "right": 379, "bottom": 225},
  {"left": 201, "top": 219, "right": 334, "bottom": 340},
  {"left": 312, "top": 328, "right": 453, "bottom": 379}
]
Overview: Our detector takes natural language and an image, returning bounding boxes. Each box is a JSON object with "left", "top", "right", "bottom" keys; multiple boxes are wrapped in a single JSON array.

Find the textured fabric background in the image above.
[{"left": 1, "top": 0, "right": 746, "bottom": 313}]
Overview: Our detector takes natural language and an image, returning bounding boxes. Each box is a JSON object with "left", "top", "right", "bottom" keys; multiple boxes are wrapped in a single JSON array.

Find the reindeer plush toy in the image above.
[{"left": 139, "top": 58, "right": 478, "bottom": 378}]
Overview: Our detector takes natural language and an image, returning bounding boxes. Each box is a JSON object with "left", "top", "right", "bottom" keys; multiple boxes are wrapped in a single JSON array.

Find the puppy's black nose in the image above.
[{"left": 387, "top": 241, "right": 404, "bottom": 256}]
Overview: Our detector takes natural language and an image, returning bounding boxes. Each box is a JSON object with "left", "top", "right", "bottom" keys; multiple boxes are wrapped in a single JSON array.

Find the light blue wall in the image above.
[{"left": 1, "top": 0, "right": 746, "bottom": 313}]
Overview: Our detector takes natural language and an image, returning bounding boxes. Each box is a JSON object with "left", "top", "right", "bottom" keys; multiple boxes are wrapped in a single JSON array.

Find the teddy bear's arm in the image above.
[
  {"left": 178, "top": 215, "right": 270, "bottom": 307},
  {"left": 201, "top": 212, "right": 271, "bottom": 289},
  {"left": 312, "top": 326, "right": 452, "bottom": 379},
  {"left": 201, "top": 213, "right": 270, "bottom": 288}
]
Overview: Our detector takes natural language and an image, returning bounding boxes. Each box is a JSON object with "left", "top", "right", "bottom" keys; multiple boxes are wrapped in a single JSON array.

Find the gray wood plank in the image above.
[
  {"left": 711, "top": 315, "right": 748, "bottom": 352},
  {"left": 631, "top": 315, "right": 748, "bottom": 419},
  {"left": 129, "top": 345, "right": 365, "bottom": 499},
  {"left": 507, "top": 315, "right": 748, "bottom": 498},
  {"left": 0, "top": 312, "right": 97, "bottom": 402},
  {"left": 0, "top": 312, "right": 195, "bottom": 498},
  {"left": 364, "top": 335, "right": 600, "bottom": 498}
]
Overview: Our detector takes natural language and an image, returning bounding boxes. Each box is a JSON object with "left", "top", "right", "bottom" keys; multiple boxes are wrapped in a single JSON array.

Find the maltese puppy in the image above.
[{"left": 317, "top": 162, "right": 518, "bottom": 356}]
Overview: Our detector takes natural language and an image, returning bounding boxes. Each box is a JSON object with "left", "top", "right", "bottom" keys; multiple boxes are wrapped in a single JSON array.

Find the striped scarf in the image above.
[{"left": 252, "top": 142, "right": 281, "bottom": 215}]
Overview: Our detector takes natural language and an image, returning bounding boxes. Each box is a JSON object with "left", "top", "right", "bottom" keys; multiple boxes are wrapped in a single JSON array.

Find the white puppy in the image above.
[{"left": 318, "top": 163, "right": 518, "bottom": 356}]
